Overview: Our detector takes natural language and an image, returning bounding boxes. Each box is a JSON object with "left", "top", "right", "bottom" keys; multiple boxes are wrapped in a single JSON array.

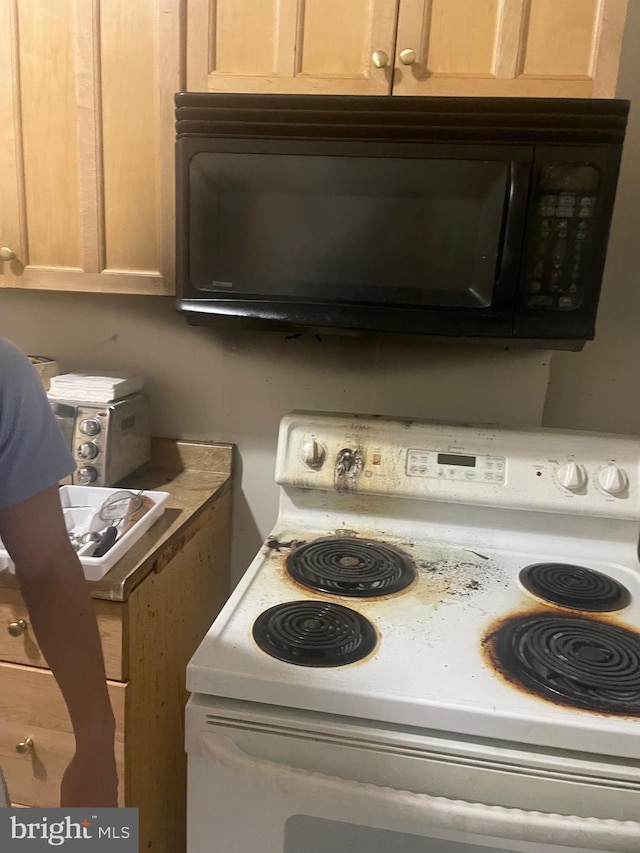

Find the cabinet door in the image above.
[
  {"left": 0, "top": 0, "right": 179, "bottom": 295},
  {"left": 187, "top": 0, "right": 398, "bottom": 94},
  {"left": 393, "top": 0, "right": 627, "bottom": 98}
]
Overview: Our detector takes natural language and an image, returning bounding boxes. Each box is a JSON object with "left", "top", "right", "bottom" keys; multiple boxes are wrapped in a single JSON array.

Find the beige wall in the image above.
[
  {"left": 543, "top": 2, "right": 640, "bottom": 434},
  {"left": 0, "top": 288, "right": 550, "bottom": 580}
]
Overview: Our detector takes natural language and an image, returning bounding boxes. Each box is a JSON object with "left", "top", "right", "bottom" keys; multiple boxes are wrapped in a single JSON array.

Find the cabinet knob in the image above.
[
  {"left": 0, "top": 247, "right": 16, "bottom": 262},
  {"left": 399, "top": 48, "right": 417, "bottom": 66},
  {"left": 16, "top": 737, "right": 34, "bottom": 755},
  {"left": 8, "top": 619, "right": 28, "bottom": 637},
  {"left": 371, "top": 50, "right": 389, "bottom": 69}
]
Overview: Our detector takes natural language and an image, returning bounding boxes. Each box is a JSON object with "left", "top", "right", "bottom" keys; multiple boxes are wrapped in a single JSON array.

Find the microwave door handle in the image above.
[{"left": 200, "top": 731, "right": 639, "bottom": 851}]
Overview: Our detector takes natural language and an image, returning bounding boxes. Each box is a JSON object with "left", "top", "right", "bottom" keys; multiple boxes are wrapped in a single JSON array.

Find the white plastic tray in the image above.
[{"left": 0, "top": 485, "right": 170, "bottom": 581}]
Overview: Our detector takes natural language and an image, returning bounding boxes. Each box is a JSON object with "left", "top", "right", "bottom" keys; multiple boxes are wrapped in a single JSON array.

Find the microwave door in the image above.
[{"left": 180, "top": 142, "right": 533, "bottom": 337}]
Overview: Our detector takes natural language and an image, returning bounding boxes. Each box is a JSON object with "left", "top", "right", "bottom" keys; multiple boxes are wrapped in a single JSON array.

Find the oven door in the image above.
[{"left": 186, "top": 697, "right": 640, "bottom": 853}]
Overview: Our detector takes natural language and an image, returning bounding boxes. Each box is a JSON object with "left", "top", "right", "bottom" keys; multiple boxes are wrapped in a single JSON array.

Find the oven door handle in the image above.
[{"left": 200, "top": 731, "right": 640, "bottom": 851}]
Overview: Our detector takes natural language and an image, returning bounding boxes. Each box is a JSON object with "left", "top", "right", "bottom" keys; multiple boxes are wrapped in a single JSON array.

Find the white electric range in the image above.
[{"left": 186, "top": 412, "right": 640, "bottom": 853}]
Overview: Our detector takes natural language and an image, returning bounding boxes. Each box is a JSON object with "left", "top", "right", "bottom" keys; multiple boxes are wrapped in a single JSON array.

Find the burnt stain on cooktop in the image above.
[
  {"left": 285, "top": 536, "right": 417, "bottom": 598},
  {"left": 268, "top": 534, "right": 492, "bottom": 610},
  {"left": 482, "top": 610, "right": 640, "bottom": 717},
  {"left": 265, "top": 537, "right": 306, "bottom": 553}
]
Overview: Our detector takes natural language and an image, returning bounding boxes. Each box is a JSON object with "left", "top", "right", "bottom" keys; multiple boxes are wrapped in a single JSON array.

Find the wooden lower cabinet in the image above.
[
  {"left": 0, "top": 665, "right": 125, "bottom": 807},
  {"left": 0, "top": 489, "right": 231, "bottom": 852}
]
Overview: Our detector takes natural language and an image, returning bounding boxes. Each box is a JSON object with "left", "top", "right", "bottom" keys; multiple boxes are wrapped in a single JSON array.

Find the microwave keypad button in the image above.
[
  {"left": 527, "top": 295, "right": 554, "bottom": 308},
  {"left": 558, "top": 296, "right": 579, "bottom": 310},
  {"left": 575, "top": 231, "right": 590, "bottom": 242},
  {"left": 578, "top": 207, "right": 593, "bottom": 218}
]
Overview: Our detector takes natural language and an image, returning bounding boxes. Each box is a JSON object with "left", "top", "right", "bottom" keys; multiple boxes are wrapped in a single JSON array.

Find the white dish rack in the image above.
[{"left": 0, "top": 485, "right": 170, "bottom": 581}]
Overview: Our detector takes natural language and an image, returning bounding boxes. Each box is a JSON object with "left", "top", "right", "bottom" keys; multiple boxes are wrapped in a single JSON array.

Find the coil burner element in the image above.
[
  {"left": 252, "top": 600, "right": 377, "bottom": 667},
  {"left": 286, "top": 537, "right": 416, "bottom": 597},
  {"left": 519, "top": 563, "right": 630, "bottom": 612},
  {"left": 487, "top": 613, "right": 640, "bottom": 715}
]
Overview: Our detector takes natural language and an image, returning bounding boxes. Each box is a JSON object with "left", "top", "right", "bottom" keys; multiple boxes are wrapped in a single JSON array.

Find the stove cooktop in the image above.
[{"left": 188, "top": 525, "right": 640, "bottom": 759}]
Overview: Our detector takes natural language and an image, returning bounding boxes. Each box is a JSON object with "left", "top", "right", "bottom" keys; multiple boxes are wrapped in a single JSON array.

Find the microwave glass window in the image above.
[{"left": 188, "top": 153, "right": 508, "bottom": 308}]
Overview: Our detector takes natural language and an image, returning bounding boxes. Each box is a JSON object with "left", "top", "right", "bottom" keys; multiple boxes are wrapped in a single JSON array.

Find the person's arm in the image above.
[{"left": 0, "top": 484, "right": 118, "bottom": 807}]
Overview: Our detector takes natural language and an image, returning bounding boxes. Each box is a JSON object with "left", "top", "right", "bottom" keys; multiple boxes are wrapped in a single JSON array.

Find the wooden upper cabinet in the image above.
[
  {"left": 186, "top": 0, "right": 398, "bottom": 94},
  {"left": 393, "top": 0, "right": 628, "bottom": 97},
  {"left": 0, "top": 0, "right": 180, "bottom": 295},
  {"left": 186, "top": 0, "right": 627, "bottom": 99}
]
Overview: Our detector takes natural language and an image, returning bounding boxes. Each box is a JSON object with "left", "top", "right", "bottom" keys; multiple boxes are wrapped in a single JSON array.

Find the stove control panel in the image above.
[
  {"left": 406, "top": 449, "right": 505, "bottom": 484},
  {"left": 275, "top": 413, "right": 640, "bottom": 521}
]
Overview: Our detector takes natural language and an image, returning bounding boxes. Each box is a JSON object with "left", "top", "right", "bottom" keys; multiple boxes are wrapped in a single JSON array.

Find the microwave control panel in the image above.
[{"left": 524, "top": 163, "right": 600, "bottom": 313}]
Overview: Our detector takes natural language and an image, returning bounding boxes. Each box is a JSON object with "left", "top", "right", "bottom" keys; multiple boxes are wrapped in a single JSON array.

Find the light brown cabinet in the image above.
[
  {"left": 187, "top": 0, "right": 628, "bottom": 99},
  {"left": 0, "top": 441, "right": 233, "bottom": 853},
  {"left": 187, "top": 0, "right": 397, "bottom": 95},
  {"left": 0, "top": 0, "right": 180, "bottom": 295}
]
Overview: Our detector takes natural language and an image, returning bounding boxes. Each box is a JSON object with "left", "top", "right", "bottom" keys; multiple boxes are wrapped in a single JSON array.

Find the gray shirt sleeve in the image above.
[{"left": 0, "top": 338, "right": 75, "bottom": 509}]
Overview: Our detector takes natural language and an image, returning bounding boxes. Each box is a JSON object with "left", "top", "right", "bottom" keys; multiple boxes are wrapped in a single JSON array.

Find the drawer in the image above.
[
  {"left": 0, "top": 588, "right": 125, "bottom": 680},
  {"left": 0, "top": 662, "right": 125, "bottom": 807}
]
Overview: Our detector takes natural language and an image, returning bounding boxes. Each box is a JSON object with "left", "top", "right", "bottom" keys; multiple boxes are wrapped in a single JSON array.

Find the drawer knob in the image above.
[
  {"left": 0, "top": 247, "right": 16, "bottom": 262},
  {"left": 8, "top": 619, "right": 28, "bottom": 637},
  {"left": 16, "top": 737, "right": 34, "bottom": 755}
]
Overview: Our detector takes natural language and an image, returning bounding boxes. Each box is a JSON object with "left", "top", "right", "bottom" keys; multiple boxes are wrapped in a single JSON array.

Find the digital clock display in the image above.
[{"left": 437, "top": 453, "right": 476, "bottom": 468}]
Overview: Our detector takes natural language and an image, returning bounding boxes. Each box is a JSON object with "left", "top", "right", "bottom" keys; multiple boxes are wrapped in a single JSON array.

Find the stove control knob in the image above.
[
  {"left": 301, "top": 439, "right": 326, "bottom": 470},
  {"left": 597, "top": 464, "right": 628, "bottom": 496},
  {"left": 556, "top": 461, "right": 587, "bottom": 492}
]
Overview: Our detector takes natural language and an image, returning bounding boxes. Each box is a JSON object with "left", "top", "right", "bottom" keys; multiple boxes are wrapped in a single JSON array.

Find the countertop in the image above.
[{"left": 0, "top": 437, "right": 233, "bottom": 602}]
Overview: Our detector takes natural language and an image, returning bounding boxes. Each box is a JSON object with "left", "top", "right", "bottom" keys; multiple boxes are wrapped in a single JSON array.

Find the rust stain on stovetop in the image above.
[{"left": 481, "top": 608, "right": 640, "bottom": 719}]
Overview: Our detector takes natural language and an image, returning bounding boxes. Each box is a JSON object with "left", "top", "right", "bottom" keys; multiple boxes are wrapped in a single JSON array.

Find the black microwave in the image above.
[{"left": 175, "top": 94, "right": 628, "bottom": 350}]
